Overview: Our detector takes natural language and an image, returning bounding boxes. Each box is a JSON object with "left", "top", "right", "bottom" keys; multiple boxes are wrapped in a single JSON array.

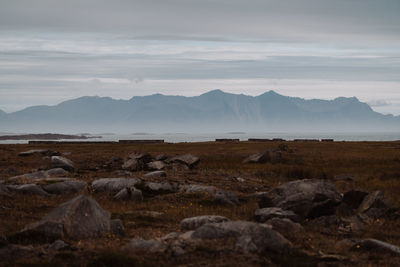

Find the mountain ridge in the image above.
[{"left": 0, "top": 90, "right": 398, "bottom": 132}]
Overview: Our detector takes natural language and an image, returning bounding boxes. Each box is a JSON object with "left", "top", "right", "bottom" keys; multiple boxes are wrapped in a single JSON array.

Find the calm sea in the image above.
[{"left": 0, "top": 132, "right": 399, "bottom": 144}]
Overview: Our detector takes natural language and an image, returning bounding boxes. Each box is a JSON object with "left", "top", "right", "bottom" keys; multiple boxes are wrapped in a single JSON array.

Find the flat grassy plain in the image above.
[{"left": 1, "top": 140, "right": 400, "bottom": 266}]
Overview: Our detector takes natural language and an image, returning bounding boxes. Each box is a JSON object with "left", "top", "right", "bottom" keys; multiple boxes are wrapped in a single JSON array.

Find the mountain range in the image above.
[{"left": 0, "top": 90, "right": 398, "bottom": 133}]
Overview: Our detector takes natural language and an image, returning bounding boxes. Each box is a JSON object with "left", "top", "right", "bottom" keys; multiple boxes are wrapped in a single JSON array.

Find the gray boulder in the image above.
[
  {"left": 353, "top": 239, "right": 400, "bottom": 255},
  {"left": 124, "top": 238, "right": 167, "bottom": 253},
  {"left": 8, "top": 184, "right": 50, "bottom": 196},
  {"left": 147, "top": 161, "right": 167, "bottom": 171},
  {"left": 42, "top": 180, "right": 87, "bottom": 194},
  {"left": 357, "top": 191, "right": 390, "bottom": 218},
  {"left": 16, "top": 195, "right": 124, "bottom": 241},
  {"left": 91, "top": 178, "right": 141, "bottom": 193},
  {"left": 180, "top": 215, "right": 229, "bottom": 230},
  {"left": 168, "top": 154, "right": 200, "bottom": 168},
  {"left": 259, "top": 179, "right": 342, "bottom": 220},
  {"left": 254, "top": 207, "right": 299, "bottom": 223},
  {"left": 51, "top": 156, "right": 74, "bottom": 172},
  {"left": 191, "top": 220, "right": 291, "bottom": 254},
  {"left": 214, "top": 190, "right": 240, "bottom": 205},
  {"left": 113, "top": 187, "right": 143, "bottom": 201},
  {"left": 144, "top": 171, "right": 166, "bottom": 178},
  {"left": 122, "top": 158, "right": 139, "bottom": 171}
]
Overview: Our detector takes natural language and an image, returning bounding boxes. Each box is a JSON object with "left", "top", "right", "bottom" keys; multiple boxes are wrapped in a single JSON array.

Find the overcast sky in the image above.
[{"left": 0, "top": 0, "right": 399, "bottom": 114}]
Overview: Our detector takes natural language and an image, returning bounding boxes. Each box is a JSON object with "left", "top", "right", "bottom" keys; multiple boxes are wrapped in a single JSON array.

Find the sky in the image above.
[{"left": 0, "top": 0, "right": 399, "bottom": 115}]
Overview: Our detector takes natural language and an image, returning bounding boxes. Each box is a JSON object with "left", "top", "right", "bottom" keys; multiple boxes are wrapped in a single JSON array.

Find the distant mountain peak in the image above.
[{"left": 200, "top": 89, "right": 227, "bottom": 96}]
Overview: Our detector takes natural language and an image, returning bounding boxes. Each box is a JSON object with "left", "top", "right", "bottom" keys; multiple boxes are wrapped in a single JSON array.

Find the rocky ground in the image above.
[{"left": 0, "top": 141, "right": 400, "bottom": 266}]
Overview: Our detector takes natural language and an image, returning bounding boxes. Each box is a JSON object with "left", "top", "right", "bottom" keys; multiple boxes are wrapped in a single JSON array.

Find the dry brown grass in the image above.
[{"left": 1, "top": 140, "right": 400, "bottom": 266}]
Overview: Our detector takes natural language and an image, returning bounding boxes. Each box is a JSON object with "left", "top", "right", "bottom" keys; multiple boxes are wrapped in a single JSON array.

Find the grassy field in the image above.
[{"left": 1, "top": 140, "right": 400, "bottom": 266}]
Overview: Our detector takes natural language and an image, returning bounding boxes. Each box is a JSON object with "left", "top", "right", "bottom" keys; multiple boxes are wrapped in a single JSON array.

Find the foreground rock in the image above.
[
  {"left": 42, "top": 180, "right": 87, "bottom": 194},
  {"left": 91, "top": 178, "right": 141, "bottom": 193},
  {"left": 124, "top": 238, "right": 167, "bottom": 253},
  {"left": 259, "top": 179, "right": 342, "bottom": 220},
  {"left": 254, "top": 207, "right": 299, "bottom": 223},
  {"left": 357, "top": 191, "right": 390, "bottom": 218},
  {"left": 51, "top": 156, "right": 75, "bottom": 172},
  {"left": 180, "top": 215, "right": 229, "bottom": 230},
  {"left": 14, "top": 195, "right": 124, "bottom": 241},
  {"left": 353, "top": 239, "right": 400, "bottom": 256},
  {"left": 190, "top": 220, "right": 292, "bottom": 254}
]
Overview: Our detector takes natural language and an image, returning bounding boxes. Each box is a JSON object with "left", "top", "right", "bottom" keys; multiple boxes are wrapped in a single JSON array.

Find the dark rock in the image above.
[
  {"left": 214, "top": 190, "right": 240, "bottom": 205},
  {"left": 0, "top": 244, "right": 34, "bottom": 260},
  {"left": 358, "top": 191, "right": 390, "bottom": 218},
  {"left": 113, "top": 187, "right": 143, "bottom": 201},
  {"left": 259, "top": 179, "right": 342, "bottom": 220},
  {"left": 15, "top": 195, "right": 123, "bottom": 241},
  {"left": 169, "top": 162, "right": 190, "bottom": 171},
  {"left": 168, "top": 154, "right": 200, "bottom": 168},
  {"left": 42, "top": 180, "right": 87, "bottom": 194},
  {"left": 353, "top": 239, "right": 400, "bottom": 255},
  {"left": 128, "top": 152, "right": 153, "bottom": 163},
  {"left": 180, "top": 215, "right": 229, "bottom": 230},
  {"left": 8, "top": 184, "right": 50, "bottom": 196},
  {"left": 342, "top": 190, "right": 369, "bottom": 210},
  {"left": 147, "top": 161, "right": 167, "bottom": 171},
  {"left": 136, "top": 182, "right": 178, "bottom": 196},
  {"left": 110, "top": 219, "right": 125, "bottom": 236},
  {"left": 191, "top": 220, "right": 291, "bottom": 254},
  {"left": 264, "top": 218, "right": 304, "bottom": 237},
  {"left": 124, "top": 238, "right": 167, "bottom": 253},
  {"left": 19, "top": 149, "right": 59, "bottom": 157},
  {"left": 51, "top": 156, "right": 74, "bottom": 172},
  {"left": 48, "top": 240, "right": 70, "bottom": 251},
  {"left": 243, "top": 151, "right": 270, "bottom": 164},
  {"left": 254, "top": 207, "right": 299, "bottom": 223},
  {"left": 91, "top": 178, "right": 141, "bottom": 193},
  {"left": 144, "top": 170, "right": 167, "bottom": 178}
]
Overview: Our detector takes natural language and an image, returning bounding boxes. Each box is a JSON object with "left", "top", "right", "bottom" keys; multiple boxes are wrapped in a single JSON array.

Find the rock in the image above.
[
  {"left": 42, "top": 180, "right": 87, "bottom": 194},
  {"left": 91, "top": 178, "right": 141, "bottom": 193},
  {"left": 264, "top": 218, "right": 304, "bottom": 237},
  {"left": 51, "top": 156, "right": 74, "bottom": 172},
  {"left": 259, "top": 179, "right": 342, "bottom": 220},
  {"left": 45, "top": 168, "right": 69, "bottom": 177},
  {"left": 191, "top": 221, "right": 291, "bottom": 254},
  {"left": 168, "top": 154, "right": 200, "bottom": 168},
  {"left": 8, "top": 184, "right": 50, "bottom": 196},
  {"left": 0, "top": 244, "right": 34, "bottom": 260},
  {"left": 254, "top": 207, "right": 300, "bottom": 223},
  {"left": 353, "top": 239, "right": 400, "bottom": 255},
  {"left": 338, "top": 216, "right": 365, "bottom": 235},
  {"left": 243, "top": 151, "right": 270, "bottom": 164},
  {"left": 122, "top": 158, "right": 140, "bottom": 171},
  {"left": 147, "top": 161, "right": 167, "bottom": 171},
  {"left": 235, "top": 177, "right": 245, "bottom": 182},
  {"left": 124, "top": 238, "right": 167, "bottom": 253},
  {"left": 143, "top": 171, "right": 167, "bottom": 178},
  {"left": 180, "top": 215, "right": 229, "bottom": 230},
  {"left": 128, "top": 152, "right": 153, "bottom": 162},
  {"left": 334, "top": 174, "right": 356, "bottom": 181},
  {"left": 19, "top": 149, "right": 60, "bottom": 157},
  {"left": 155, "top": 154, "right": 168, "bottom": 161},
  {"left": 123, "top": 153, "right": 153, "bottom": 171},
  {"left": 180, "top": 184, "right": 217, "bottom": 194},
  {"left": 169, "top": 162, "right": 190, "bottom": 171},
  {"left": 358, "top": 191, "right": 390, "bottom": 218},
  {"left": 15, "top": 195, "right": 124, "bottom": 241},
  {"left": 214, "top": 190, "right": 240, "bottom": 205},
  {"left": 48, "top": 240, "right": 70, "bottom": 251},
  {"left": 136, "top": 182, "right": 178, "bottom": 196},
  {"left": 113, "top": 187, "right": 143, "bottom": 201},
  {"left": 342, "top": 190, "right": 369, "bottom": 210}
]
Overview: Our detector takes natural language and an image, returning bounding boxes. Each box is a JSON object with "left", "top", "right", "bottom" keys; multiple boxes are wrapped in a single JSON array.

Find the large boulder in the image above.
[
  {"left": 168, "top": 154, "right": 200, "bottom": 169},
  {"left": 91, "top": 178, "right": 141, "bottom": 193},
  {"left": 42, "top": 180, "right": 87, "bottom": 194},
  {"left": 254, "top": 207, "right": 299, "bottom": 223},
  {"left": 51, "top": 156, "right": 75, "bottom": 172},
  {"left": 191, "top": 220, "right": 291, "bottom": 254},
  {"left": 122, "top": 152, "right": 153, "bottom": 171},
  {"left": 259, "top": 179, "right": 342, "bottom": 220},
  {"left": 357, "top": 191, "right": 390, "bottom": 218},
  {"left": 15, "top": 195, "right": 124, "bottom": 241},
  {"left": 180, "top": 215, "right": 229, "bottom": 230}
]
